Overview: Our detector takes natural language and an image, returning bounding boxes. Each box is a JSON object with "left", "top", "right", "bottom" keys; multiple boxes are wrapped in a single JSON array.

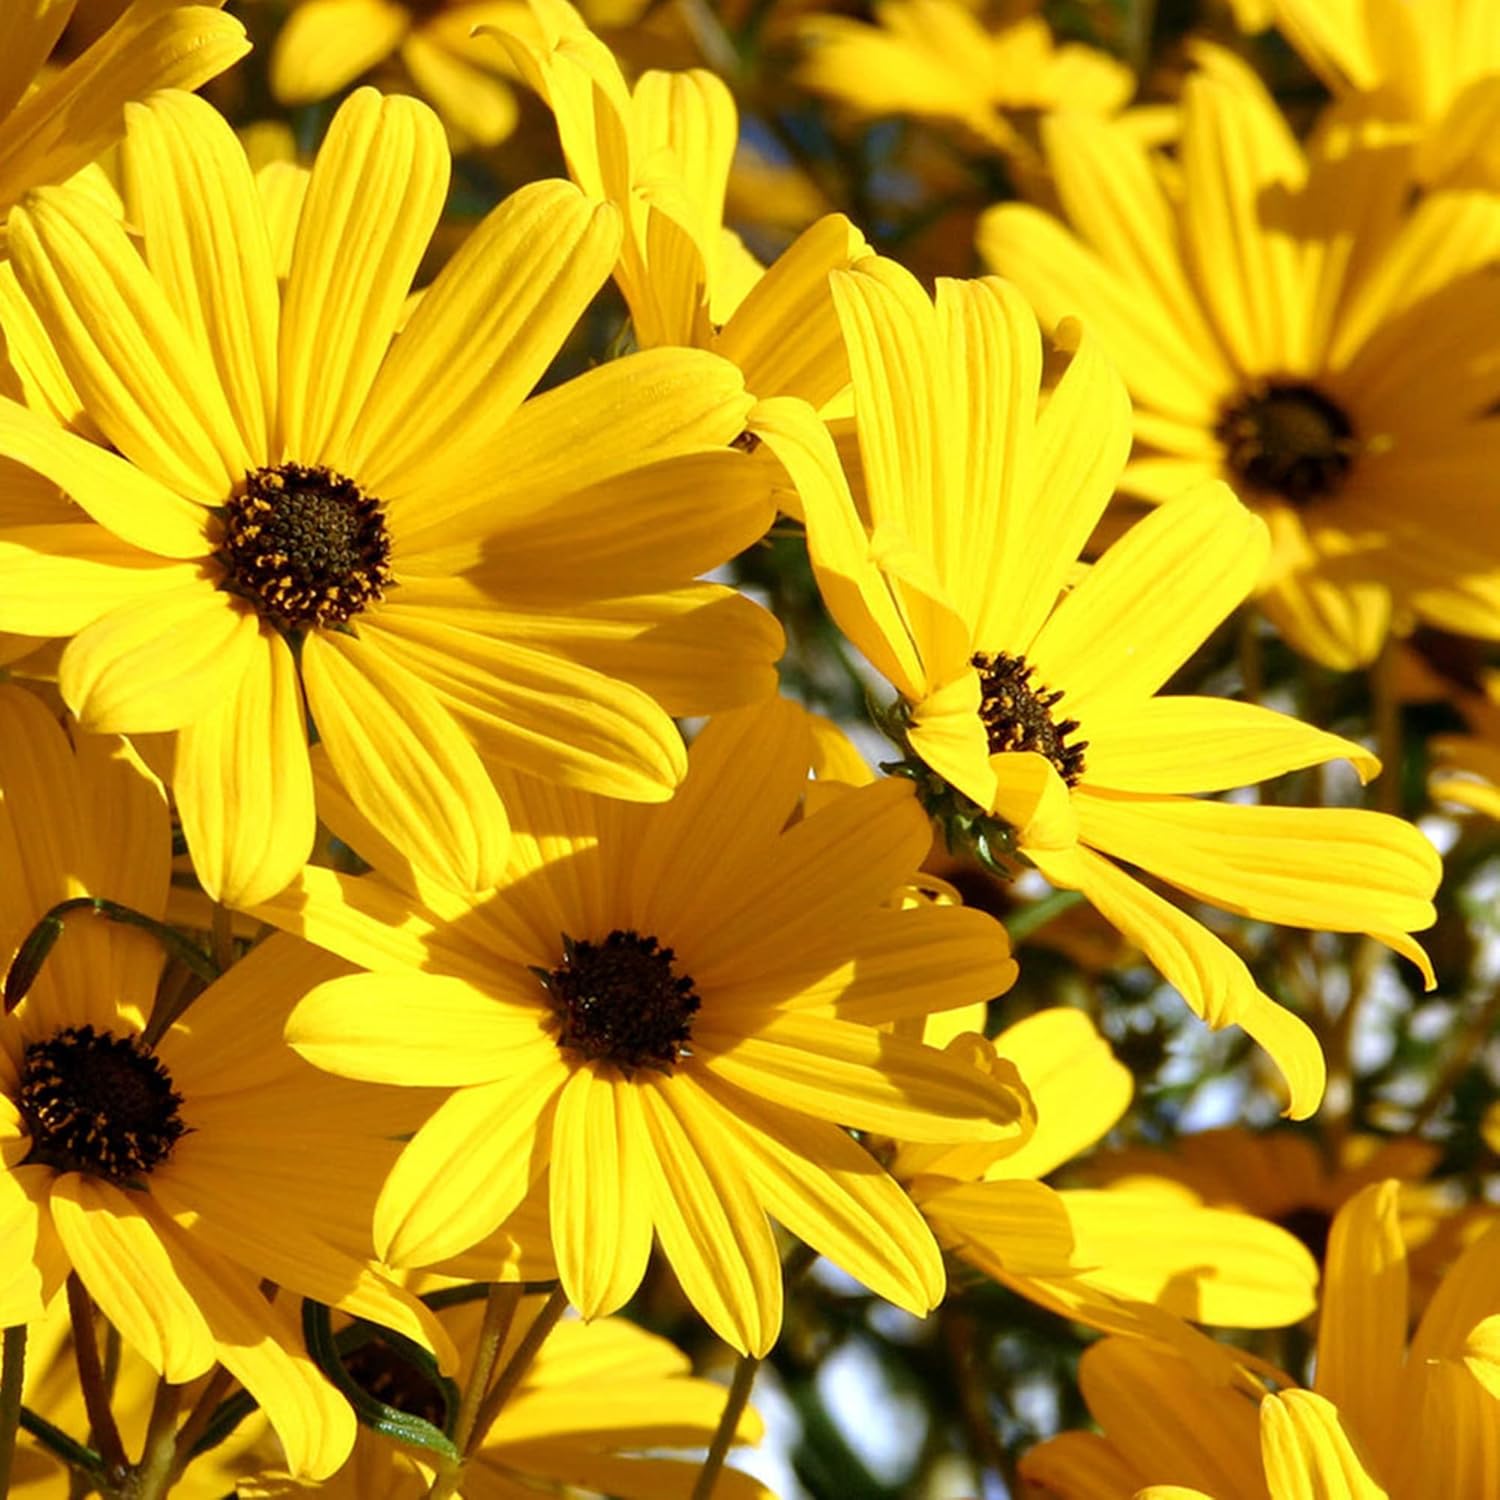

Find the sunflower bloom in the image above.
[
  {"left": 980, "top": 47, "right": 1500, "bottom": 669},
  {"left": 255, "top": 697, "right": 1032, "bottom": 1356},
  {"left": 0, "top": 86, "right": 782, "bottom": 907},
  {"left": 1020, "top": 1181, "right": 1500, "bottom": 1498},
  {"left": 238, "top": 1295, "right": 772, "bottom": 1499},
  {"left": 485, "top": 0, "right": 870, "bottom": 414},
  {"left": 270, "top": 0, "right": 524, "bottom": 148},
  {"left": 0, "top": 684, "right": 451, "bottom": 1478},
  {"left": 753, "top": 256, "right": 1440, "bottom": 1119},
  {"left": 0, "top": 0, "right": 246, "bottom": 237}
]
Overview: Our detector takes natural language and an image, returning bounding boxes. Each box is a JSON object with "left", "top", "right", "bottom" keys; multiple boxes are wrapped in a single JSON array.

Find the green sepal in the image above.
[
  {"left": 4, "top": 898, "right": 219, "bottom": 1014},
  {"left": 301, "top": 1300, "right": 462, "bottom": 1461}
]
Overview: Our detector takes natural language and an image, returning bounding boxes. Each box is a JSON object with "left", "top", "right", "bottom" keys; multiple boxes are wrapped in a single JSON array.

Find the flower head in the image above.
[
  {"left": 980, "top": 47, "right": 1500, "bottom": 668},
  {"left": 755, "top": 256, "right": 1441, "bottom": 1119},
  {"left": 257, "top": 697, "right": 1032, "bottom": 1355},
  {"left": 0, "top": 86, "right": 782, "bottom": 906}
]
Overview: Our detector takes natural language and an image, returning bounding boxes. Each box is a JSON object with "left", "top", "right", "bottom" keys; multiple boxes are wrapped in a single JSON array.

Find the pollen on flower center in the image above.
[
  {"left": 217, "top": 463, "right": 393, "bottom": 632},
  {"left": 17, "top": 1025, "right": 186, "bottom": 1184},
  {"left": 541, "top": 930, "right": 701, "bottom": 1076},
  {"left": 1216, "top": 382, "right": 1357, "bottom": 505},
  {"left": 973, "top": 650, "right": 1087, "bottom": 786}
]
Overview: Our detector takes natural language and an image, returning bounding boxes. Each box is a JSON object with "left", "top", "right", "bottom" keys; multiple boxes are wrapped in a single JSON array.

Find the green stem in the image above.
[
  {"left": 0, "top": 1324, "right": 26, "bottom": 1495},
  {"left": 6, "top": 898, "right": 218, "bottom": 1015},
  {"left": 67, "top": 1274, "right": 127, "bottom": 1476},
  {"left": 1003, "top": 887, "right": 1084, "bottom": 947},
  {"left": 128, "top": 1378, "right": 183, "bottom": 1500},
  {"left": 167, "top": 1367, "right": 234, "bottom": 1485},
  {"left": 466, "top": 1286, "right": 568, "bottom": 1452},
  {"left": 689, "top": 1351, "right": 761, "bottom": 1500},
  {"left": 423, "top": 1282, "right": 524, "bottom": 1500}
]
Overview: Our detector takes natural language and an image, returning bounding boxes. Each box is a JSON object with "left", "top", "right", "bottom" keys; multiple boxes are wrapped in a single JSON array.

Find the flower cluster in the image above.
[{"left": 0, "top": 3, "right": 1497, "bottom": 1498}]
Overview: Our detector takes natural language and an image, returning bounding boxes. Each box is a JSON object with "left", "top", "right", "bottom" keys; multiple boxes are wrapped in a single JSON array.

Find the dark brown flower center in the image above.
[
  {"left": 541, "top": 930, "right": 700, "bottom": 1076},
  {"left": 1216, "top": 383, "right": 1356, "bottom": 505},
  {"left": 217, "top": 463, "right": 393, "bottom": 631},
  {"left": 973, "top": 650, "right": 1087, "bottom": 786},
  {"left": 17, "top": 1025, "right": 186, "bottom": 1184}
]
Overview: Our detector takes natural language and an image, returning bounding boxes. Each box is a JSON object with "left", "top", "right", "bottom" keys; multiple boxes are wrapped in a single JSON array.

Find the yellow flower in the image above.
[
  {"left": 892, "top": 1010, "right": 1318, "bottom": 1379},
  {"left": 270, "top": 0, "right": 525, "bottom": 149},
  {"left": 0, "top": 87, "right": 782, "bottom": 907},
  {"left": 1020, "top": 1181, "right": 1500, "bottom": 1498},
  {"left": 0, "top": 0, "right": 246, "bottom": 237},
  {"left": 255, "top": 697, "right": 1032, "bottom": 1356},
  {"left": 237, "top": 1296, "right": 773, "bottom": 1499},
  {"left": 753, "top": 255, "right": 1441, "bottom": 1120},
  {"left": 795, "top": 0, "right": 1170, "bottom": 161},
  {"left": 484, "top": 0, "right": 869, "bottom": 413},
  {"left": 0, "top": 684, "right": 450, "bottom": 1478},
  {"left": 1237, "top": 0, "right": 1500, "bottom": 189},
  {"left": 980, "top": 46, "right": 1500, "bottom": 670}
]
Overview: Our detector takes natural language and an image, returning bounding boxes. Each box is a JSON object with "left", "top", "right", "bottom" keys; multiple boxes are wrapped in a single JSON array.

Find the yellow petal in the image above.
[
  {"left": 1026, "top": 483, "right": 1268, "bottom": 719},
  {"left": 1033, "top": 843, "right": 1325, "bottom": 1119},
  {"left": 0, "top": 524, "right": 201, "bottom": 634},
  {"left": 0, "top": 3, "right": 248, "bottom": 211},
  {"left": 1260, "top": 1389, "right": 1389, "bottom": 1500},
  {"left": 549, "top": 1064, "right": 654, "bottom": 1319},
  {"left": 175, "top": 626, "right": 315, "bottom": 908},
  {"left": 349, "top": 178, "right": 619, "bottom": 496},
  {"left": 0, "top": 395, "right": 210, "bottom": 558},
  {"left": 694, "top": 1072, "right": 946, "bottom": 1315},
  {"left": 300, "top": 626, "right": 510, "bottom": 893},
  {"left": 987, "top": 1009, "right": 1132, "bottom": 1181},
  {"left": 1315, "top": 1181, "right": 1406, "bottom": 1479},
  {"left": 696, "top": 1011, "right": 1032, "bottom": 1144},
  {"left": 9, "top": 186, "right": 247, "bottom": 497},
  {"left": 279, "top": 89, "right": 449, "bottom": 467},
  {"left": 49, "top": 1176, "right": 216, "bottom": 1383},
  {"left": 1074, "top": 789, "right": 1439, "bottom": 952},
  {"left": 271, "top": 0, "right": 409, "bottom": 104},
  {"left": 121, "top": 91, "right": 280, "bottom": 468},
  {"left": 638, "top": 1075, "right": 783, "bottom": 1357},
  {"left": 750, "top": 393, "right": 927, "bottom": 699},
  {"left": 0, "top": 1166, "right": 65, "bottom": 1325},
  {"left": 287, "top": 970, "right": 550, "bottom": 1086},
  {"left": 716, "top": 214, "right": 869, "bottom": 405},
  {"left": 1060, "top": 1189, "right": 1318, "bottom": 1328},
  {"left": 401, "top": 31, "right": 519, "bottom": 147},
  {"left": 354, "top": 611, "right": 686, "bottom": 803},
  {"left": 377, "top": 1064, "right": 567, "bottom": 1267},
  {"left": 994, "top": 750, "right": 1079, "bottom": 849},
  {"left": 147, "top": 1210, "right": 356, "bottom": 1480},
  {"left": 60, "top": 586, "right": 260, "bottom": 733},
  {"left": 1083, "top": 695, "right": 1379, "bottom": 794},
  {"left": 917, "top": 1178, "right": 1078, "bottom": 1278}
]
